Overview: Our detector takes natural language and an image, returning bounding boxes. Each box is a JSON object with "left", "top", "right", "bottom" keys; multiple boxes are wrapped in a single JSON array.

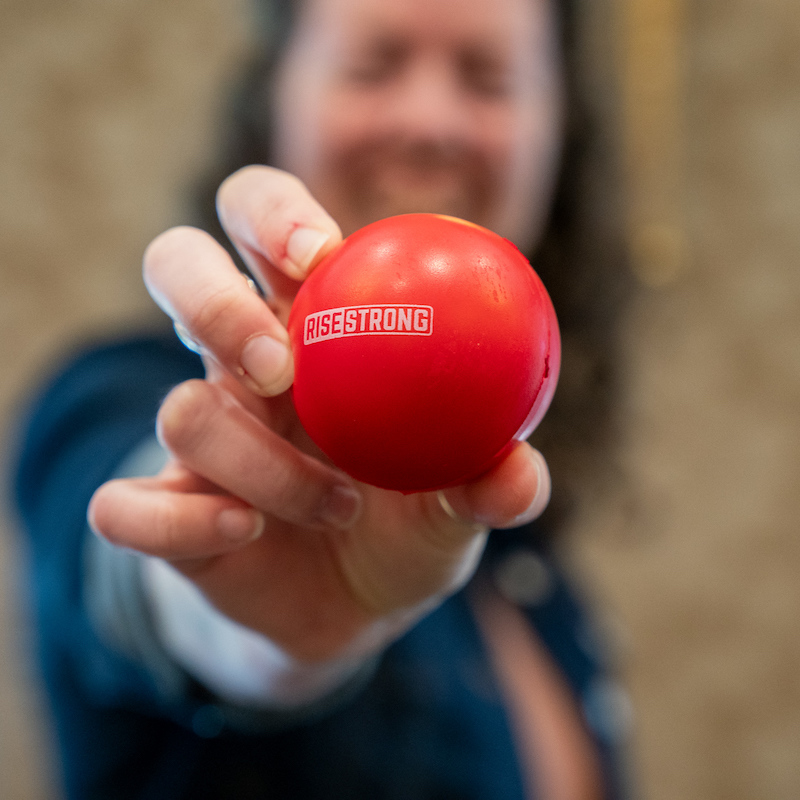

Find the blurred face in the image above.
[{"left": 272, "top": 0, "right": 564, "bottom": 251}]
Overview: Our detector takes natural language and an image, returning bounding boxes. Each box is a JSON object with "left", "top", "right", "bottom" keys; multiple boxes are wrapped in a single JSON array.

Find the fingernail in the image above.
[
  {"left": 318, "top": 484, "right": 362, "bottom": 529},
  {"left": 285, "top": 227, "right": 331, "bottom": 277},
  {"left": 218, "top": 508, "right": 265, "bottom": 543},
  {"left": 510, "top": 451, "right": 551, "bottom": 525},
  {"left": 240, "top": 334, "right": 293, "bottom": 396}
]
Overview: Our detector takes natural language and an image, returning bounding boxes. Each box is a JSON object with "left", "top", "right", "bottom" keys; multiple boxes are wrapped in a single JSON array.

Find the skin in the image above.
[
  {"left": 88, "top": 0, "right": 604, "bottom": 795},
  {"left": 272, "top": 0, "right": 564, "bottom": 250},
  {"left": 89, "top": 0, "right": 560, "bottom": 662}
]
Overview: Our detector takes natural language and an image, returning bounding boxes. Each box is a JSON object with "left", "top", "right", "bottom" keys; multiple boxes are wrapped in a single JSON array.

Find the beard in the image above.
[{"left": 324, "top": 137, "right": 499, "bottom": 236}]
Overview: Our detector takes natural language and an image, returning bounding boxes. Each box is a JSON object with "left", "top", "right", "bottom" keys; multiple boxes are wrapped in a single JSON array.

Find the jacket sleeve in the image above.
[
  {"left": 11, "top": 333, "right": 207, "bottom": 725},
  {"left": 10, "top": 332, "right": 377, "bottom": 735}
]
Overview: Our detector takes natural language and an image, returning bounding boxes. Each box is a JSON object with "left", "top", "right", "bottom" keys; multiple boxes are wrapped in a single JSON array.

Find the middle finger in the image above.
[{"left": 144, "top": 224, "right": 294, "bottom": 397}]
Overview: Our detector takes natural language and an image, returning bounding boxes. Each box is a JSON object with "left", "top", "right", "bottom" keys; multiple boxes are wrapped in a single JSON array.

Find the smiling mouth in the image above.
[
  {"left": 374, "top": 167, "right": 471, "bottom": 211},
  {"left": 330, "top": 139, "right": 497, "bottom": 234},
  {"left": 358, "top": 159, "right": 492, "bottom": 223}
]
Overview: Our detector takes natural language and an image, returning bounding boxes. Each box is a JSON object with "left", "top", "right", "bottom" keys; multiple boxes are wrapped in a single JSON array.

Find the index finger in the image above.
[{"left": 216, "top": 166, "right": 343, "bottom": 309}]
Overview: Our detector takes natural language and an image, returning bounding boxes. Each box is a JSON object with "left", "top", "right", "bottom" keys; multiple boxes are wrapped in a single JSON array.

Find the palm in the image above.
[{"left": 167, "top": 368, "right": 485, "bottom": 662}]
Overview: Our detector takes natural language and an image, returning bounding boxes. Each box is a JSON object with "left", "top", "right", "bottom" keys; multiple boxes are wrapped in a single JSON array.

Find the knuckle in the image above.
[
  {"left": 151, "top": 501, "right": 183, "bottom": 556},
  {"left": 157, "top": 380, "right": 214, "bottom": 454},
  {"left": 143, "top": 226, "right": 206, "bottom": 282},
  {"left": 186, "top": 283, "right": 241, "bottom": 343}
]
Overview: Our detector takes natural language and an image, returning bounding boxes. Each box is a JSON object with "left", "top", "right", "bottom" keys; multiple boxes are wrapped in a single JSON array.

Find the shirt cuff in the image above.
[{"left": 142, "top": 554, "right": 378, "bottom": 709}]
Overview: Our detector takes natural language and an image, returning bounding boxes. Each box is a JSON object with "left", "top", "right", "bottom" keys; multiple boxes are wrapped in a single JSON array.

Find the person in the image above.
[{"left": 12, "top": 0, "right": 632, "bottom": 797}]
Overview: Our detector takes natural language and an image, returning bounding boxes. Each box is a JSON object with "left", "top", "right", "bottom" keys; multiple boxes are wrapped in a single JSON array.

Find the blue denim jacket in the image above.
[{"left": 12, "top": 334, "right": 630, "bottom": 800}]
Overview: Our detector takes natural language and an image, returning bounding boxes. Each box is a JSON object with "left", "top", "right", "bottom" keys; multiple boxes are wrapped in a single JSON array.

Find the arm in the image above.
[{"left": 88, "top": 165, "right": 552, "bottom": 706}]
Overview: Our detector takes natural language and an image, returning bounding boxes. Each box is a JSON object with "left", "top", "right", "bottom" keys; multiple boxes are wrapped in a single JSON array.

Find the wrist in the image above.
[{"left": 143, "top": 556, "right": 382, "bottom": 709}]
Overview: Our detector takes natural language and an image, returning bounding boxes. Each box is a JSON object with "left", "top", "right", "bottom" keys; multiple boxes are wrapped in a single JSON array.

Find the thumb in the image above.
[{"left": 435, "top": 442, "right": 551, "bottom": 531}]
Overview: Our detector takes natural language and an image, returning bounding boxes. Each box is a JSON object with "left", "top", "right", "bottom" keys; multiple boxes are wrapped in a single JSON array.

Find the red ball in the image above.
[{"left": 287, "top": 213, "right": 560, "bottom": 493}]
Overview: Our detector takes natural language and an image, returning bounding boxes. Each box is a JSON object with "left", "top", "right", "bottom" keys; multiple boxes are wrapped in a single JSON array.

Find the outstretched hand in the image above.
[{"left": 88, "top": 165, "right": 551, "bottom": 664}]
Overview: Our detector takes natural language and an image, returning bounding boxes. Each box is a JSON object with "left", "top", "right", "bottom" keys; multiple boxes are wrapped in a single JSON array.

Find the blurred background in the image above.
[{"left": 1, "top": 0, "right": 798, "bottom": 797}]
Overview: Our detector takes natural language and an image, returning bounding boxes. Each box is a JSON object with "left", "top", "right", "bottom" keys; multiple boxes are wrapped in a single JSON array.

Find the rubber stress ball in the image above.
[{"left": 287, "top": 213, "right": 560, "bottom": 493}]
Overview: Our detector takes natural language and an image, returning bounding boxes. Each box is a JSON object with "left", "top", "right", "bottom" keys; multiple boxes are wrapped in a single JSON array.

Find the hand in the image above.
[{"left": 88, "top": 165, "right": 551, "bottom": 664}]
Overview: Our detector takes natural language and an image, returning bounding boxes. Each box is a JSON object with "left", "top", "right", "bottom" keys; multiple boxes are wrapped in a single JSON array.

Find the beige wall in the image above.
[
  {"left": 569, "top": 1, "right": 800, "bottom": 797},
  {"left": 0, "top": 3, "right": 255, "bottom": 796},
  {"left": 1, "top": 1, "right": 798, "bottom": 798}
]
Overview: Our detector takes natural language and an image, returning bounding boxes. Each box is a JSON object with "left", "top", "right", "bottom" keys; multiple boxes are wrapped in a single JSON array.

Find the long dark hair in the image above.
[{"left": 193, "top": 0, "right": 632, "bottom": 532}]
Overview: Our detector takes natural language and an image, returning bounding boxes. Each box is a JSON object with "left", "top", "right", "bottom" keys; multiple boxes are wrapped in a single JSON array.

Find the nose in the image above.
[{"left": 386, "top": 56, "right": 472, "bottom": 147}]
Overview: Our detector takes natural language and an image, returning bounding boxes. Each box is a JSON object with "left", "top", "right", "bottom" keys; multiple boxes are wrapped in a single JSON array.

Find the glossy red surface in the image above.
[{"left": 288, "top": 213, "right": 560, "bottom": 492}]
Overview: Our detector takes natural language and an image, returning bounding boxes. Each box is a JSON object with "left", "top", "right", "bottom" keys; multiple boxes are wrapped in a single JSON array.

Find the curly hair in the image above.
[{"left": 193, "top": 0, "right": 631, "bottom": 532}]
